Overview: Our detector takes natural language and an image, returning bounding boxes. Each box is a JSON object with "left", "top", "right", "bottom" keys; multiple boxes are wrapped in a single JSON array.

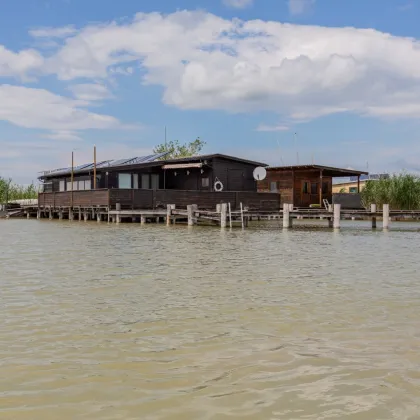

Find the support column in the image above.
[
  {"left": 27, "top": 212, "right": 30, "bottom": 219},
  {"left": 37, "top": 209, "right": 41, "bottom": 219},
  {"left": 319, "top": 169, "right": 323, "bottom": 206},
  {"left": 115, "top": 203, "right": 121, "bottom": 224},
  {"left": 97, "top": 212, "right": 102, "bottom": 223},
  {"left": 283, "top": 203, "right": 292, "bottom": 228},
  {"left": 141, "top": 215, "right": 146, "bottom": 225},
  {"left": 49, "top": 209, "right": 53, "bottom": 220},
  {"left": 166, "top": 204, "right": 175, "bottom": 225},
  {"left": 78, "top": 208, "right": 82, "bottom": 221},
  {"left": 371, "top": 204, "right": 377, "bottom": 229},
  {"left": 220, "top": 203, "right": 227, "bottom": 228},
  {"left": 69, "top": 208, "right": 74, "bottom": 221},
  {"left": 383, "top": 204, "right": 390, "bottom": 229},
  {"left": 59, "top": 210, "right": 63, "bottom": 220},
  {"left": 333, "top": 204, "right": 341, "bottom": 229},
  {"left": 83, "top": 211, "right": 88, "bottom": 222}
]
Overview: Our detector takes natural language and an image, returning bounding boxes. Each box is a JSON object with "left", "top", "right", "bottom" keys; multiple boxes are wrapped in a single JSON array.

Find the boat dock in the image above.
[{"left": 8, "top": 201, "right": 420, "bottom": 230}]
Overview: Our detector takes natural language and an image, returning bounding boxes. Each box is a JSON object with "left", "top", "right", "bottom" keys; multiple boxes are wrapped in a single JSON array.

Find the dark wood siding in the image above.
[{"left": 212, "top": 157, "right": 257, "bottom": 192}]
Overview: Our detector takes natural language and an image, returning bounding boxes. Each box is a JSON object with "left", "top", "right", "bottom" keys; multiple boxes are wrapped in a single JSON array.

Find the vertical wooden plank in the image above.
[
  {"left": 283, "top": 203, "right": 290, "bottom": 228},
  {"left": 220, "top": 203, "right": 227, "bottom": 228},
  {"left": 333, "top": 204, "right": 341, "bottom": 229},
  {"left": 383, "top": 204, "right": 390, "bottom": 229},
  {"left": 371, "top": 204, "right": 377, "bottom": 229}
]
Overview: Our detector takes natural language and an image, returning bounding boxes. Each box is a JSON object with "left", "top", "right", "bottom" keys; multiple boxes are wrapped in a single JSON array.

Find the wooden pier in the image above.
[{"left": 12, "top": 201, "right": 420, "bottom": 231}]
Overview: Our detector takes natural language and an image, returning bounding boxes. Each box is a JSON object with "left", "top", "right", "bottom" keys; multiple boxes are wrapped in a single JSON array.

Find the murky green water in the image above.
[{"left": 1, "top": 219, "right": 420, "bottom": 419}]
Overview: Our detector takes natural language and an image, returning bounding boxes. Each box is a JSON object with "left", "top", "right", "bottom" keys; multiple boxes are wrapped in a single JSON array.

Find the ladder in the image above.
[{"left": 323, "top": 199, "right": 330, "bottom": 210}]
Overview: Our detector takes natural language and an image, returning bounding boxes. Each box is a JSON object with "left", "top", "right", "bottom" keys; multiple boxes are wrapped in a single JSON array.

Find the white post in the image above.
[
  {"left": 97, "top": 212, "right": 101, "bottom": 222},
  {"left": 333, "top": 204, "right": 341, "bottom": 229},
  {"left": 78, "top": 208, "right": 82, "bottom": 221},
  {"left": 288, "top": 203, "right": 293, "bottom": 212},
  {"left": 383, "top": 204, "right": 390, "bottom": 229},
  {"left": 283, "top": 203, "right": 290, "bottom": 228},
  {"left": 228, "top": 203, "right": 232, "bottom": 228},
  {"left": 216, "top": 204, "right": 221, "bottom": 213},
  {"left": 240, "top": 202, "right": 244, "bottom": 229},
  {"left": 167, "top": 204, "right": 175, "bottom": 225},
  {"left": 141, "top": 215, "right": 146, "bottom": 225},
  {"left": 69, "top": 209, "right": 74, "bottom": 221},
  {"left": 371, "top": 204, "right": 377, "bottom": 229},
  {"left": 59, "top": 210, "right": 63, "bottom": 220},
  {"left": 37, "top": 209, "right": 41, "bottom": 219},
  {"left": 220, "top": 203, "right": 227, "bottom": 228}
]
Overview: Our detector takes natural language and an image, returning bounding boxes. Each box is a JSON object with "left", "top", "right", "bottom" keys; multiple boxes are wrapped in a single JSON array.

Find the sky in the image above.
[{"left": 1, "top": 0, "right": 420, "bottom": 184}]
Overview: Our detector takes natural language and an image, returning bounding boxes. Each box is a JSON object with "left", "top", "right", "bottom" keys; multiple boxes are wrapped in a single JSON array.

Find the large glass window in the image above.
[
  {"left": 84, "top": 179, "right": 91, "bottom": 190},
  {"left": 72, "top": 181, "right": 78, "bottom": 191},
  {"left": 118, "top": 173, "right": 131, "bottom": 189},
  {"left": 151, "top": 174, "right": 159, "bottom": 190},
  {"left": 133, "top": 174, "right": 139, "bottom": 189},
  {"left": 141, "top": 174, "right": 150, "bottom": 189},
  {"left": 67, "top": 181, "right": 72, "bottom": 191},
  {"left": 59, "top": 180, "right": 65, "bottom": 192}
]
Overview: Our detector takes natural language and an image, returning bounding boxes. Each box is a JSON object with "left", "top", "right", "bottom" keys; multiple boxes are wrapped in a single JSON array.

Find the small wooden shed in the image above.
[{"left": 257, "top": 165, "right": 368, "bottom": 207}]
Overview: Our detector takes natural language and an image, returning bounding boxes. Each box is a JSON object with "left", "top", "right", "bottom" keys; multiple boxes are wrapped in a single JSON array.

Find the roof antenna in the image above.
[{"left": 276, "top": 138, "right": 285, "bottom": 166}]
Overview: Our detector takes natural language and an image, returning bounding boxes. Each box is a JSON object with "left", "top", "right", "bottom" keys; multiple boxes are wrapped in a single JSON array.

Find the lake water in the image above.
[{"left": 1, "top": 219, "right": 420, "bottom": 419}]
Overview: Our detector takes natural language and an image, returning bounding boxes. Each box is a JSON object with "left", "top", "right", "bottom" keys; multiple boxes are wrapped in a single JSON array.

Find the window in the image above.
[
  {"left": 118, "top": 173, "right": 131, "bottom": 189},
  {"left": 151, "top": 174, "right": 159, "bottom": 190},
  {"left": 202, "top": 177, "right": 210, "bottom": 188},
  {"left": 349, "top": 187, "right": 358, "bottom": 193},
  {"left": 270, "top": 181, "right": 278, "bottom": 192},
  {"left": 141, "top": 174, "right": 150, "bottom": 189},
  {"left": 133, "top": 174, "right": 139, "bottom": 189},
  {"left": 322, "top": 182, "right": 329, "bottom": 194},
  {"left": 73, "top": 181, "right": 78, "bottom": 191},
  {"left": 311, "top": 182, "right": 318, "bottom": 195},
  {"left": 79, "top": 180, "right": 85, "bottom": 190},
  {"left": 302, "top": 181, "right": 310, "bottom": 194},
  {"left": 84, "top": 179, "right": 91, "bottom": 190},
  {"left": 59, "top": 180, "right": 65, "bottom": 192},
  {"left": 67, "top": 181, "right": 72, "bottom": 191}
]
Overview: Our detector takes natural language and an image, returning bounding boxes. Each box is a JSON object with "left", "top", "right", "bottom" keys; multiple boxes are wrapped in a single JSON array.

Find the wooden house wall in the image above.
[
  {"left": 257, "top": 170, "right": 293, "bottom": 205},
  {"left": 212, "top": 158, "right": 257, "bottom": 192}
]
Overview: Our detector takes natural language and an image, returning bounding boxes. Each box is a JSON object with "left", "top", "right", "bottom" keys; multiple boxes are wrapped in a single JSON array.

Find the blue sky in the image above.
[{"left": 1, "top": 0, "right": 420, "bottom": 183}]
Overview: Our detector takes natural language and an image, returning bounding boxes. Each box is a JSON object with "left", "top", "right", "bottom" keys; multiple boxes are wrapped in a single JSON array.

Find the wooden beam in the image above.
[
  {"left": 319, "top": 169, "right": 323, "bottom": 206},
  {"left": 357, "top": 176, "right": 360, "bottom": 193}
]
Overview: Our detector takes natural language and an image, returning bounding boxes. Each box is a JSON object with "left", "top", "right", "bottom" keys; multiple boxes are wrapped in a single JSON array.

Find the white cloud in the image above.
[
  {"left": 0, "top": 85, "right": 121, "bottom": 130},
  {"left": 28, "top": 10, "right": 420, "bottom": 121},
  {"left": 29, "top": 25, "right": 77, "bottom": 38},
  {"left": 43, "top": 130, "right": 83, "bottom": 141},
  {"left": 288, "top": 0, "right": 316, "bottom": 15},
  {"left": 256, "top": 124, "right": 290, "bottom": 132},
  {"left": 68, "top": 83, "right": 113, "bottom": 101},
  {"left": 0, "top": 45, "right": 43, "bottom": 78},
  {"left": 223, "top": 0, "right": 253, "bottom": 8}
]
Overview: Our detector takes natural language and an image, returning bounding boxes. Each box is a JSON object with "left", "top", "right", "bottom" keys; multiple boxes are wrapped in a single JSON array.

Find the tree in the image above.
[
  {"left": 0, "top": 177, "right": 38, "bottom": 204},
  {"left": 153, "top": 137, "right": 206, "bottom": 159}
]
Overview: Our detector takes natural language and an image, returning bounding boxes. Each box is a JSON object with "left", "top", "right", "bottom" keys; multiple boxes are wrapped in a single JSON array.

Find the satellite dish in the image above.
[{"left": 253, "top": 166, "right": 267, "bottom": 181}]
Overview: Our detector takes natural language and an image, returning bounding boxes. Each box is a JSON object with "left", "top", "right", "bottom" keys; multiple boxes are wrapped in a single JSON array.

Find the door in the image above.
[{"left": 227, "top": 169, "right": 244, "bottom": 191}]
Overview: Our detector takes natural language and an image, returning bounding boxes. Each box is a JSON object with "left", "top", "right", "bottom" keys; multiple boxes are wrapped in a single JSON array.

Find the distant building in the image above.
[{"left": 332, "top": 174, "right": 389, "bottom": 194}]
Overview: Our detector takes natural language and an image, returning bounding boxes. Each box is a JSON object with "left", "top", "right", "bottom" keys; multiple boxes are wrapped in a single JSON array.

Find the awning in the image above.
[{"left": 162, "top": 163, "right": 203, "bottom": 170}]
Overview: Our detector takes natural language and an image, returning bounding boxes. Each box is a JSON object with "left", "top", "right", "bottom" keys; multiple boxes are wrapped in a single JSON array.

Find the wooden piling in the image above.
[
  {"left": 283, "top": 203, "right": 291, "bottom": 228},
  {"left": 141, "top": 215, "right": 146, "bottom": 225},
  {"left": 240, "top": 202, "right": 244, "bottom": 229},
  {"left": 59, "top": 210, "right": 63, "bottom": 220},
  {"left": 228, "top": 203, "right": 232, "bottom": 228},
  {"left": 166, "top": 204, "right": 175, "bottom": 225},
  {"left": 69, "top": 209, "right": 74, "bottom": 221},
  {"left": 37, "top": 209, "right": 41, "bottom": 219},
  {"left": 333, "top": 204, "right": 341, "bottom": 229},
  {"left": 97, "top": 212, "right": 101, "bottom": 222},
  {"left": 78, "top": 208, "right": 82, "bottom": 221},
  {"left": 371, "top": 204, "right": 377, "bottom": 229},
  {"left": 220, "top": 203, "right": 227, "bottom": 228},
  {"left": 383, "top": 204, "right": 390, "bottom": 229}
]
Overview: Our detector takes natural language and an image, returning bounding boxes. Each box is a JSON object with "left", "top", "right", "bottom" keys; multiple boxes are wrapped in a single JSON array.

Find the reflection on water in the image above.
[{"left": 1, "top": 219, "right": 420, "bottom": 419}]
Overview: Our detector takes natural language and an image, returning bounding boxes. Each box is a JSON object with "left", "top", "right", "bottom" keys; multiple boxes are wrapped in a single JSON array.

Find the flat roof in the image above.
[
  {"left": 267, "top": 164, "right": 369, "bottom": 178},
  {"left": 40, "top": 153, "right": 267, "bottom": 179}
]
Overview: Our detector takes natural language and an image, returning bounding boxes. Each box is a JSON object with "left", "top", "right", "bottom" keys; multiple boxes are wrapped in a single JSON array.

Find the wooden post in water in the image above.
[
  {"left": 371, "top": 204, "right": 377, "bottom": 229},
  {"left": 228, "top": 203, "right": 232, "bottom": 228},
  {"left": 141, "top": 215, "right": 146, "bottom": 225},
  {"left": 166, "top": 204, "right": 175, "bottom": 225},
  {"left": 240, "top": 202, "right": 244, "bottom": 229},
  {"left": 78, "top": 208, "right": 82, "bottom": 221},
  {"left": 283, "top": 203, "right": 291, "bottom": 228},
  {"left": 220, "top": 203, "right": 227, "bottom": 228},
  {"left": 59, "top": 210, "right": 63, "bottom": 220},
  {"left": 333, "top": 204, "right": 341, "bottom": 229},
  {"left": 83, "top": 211, "right": 88, "bottom": 222},
  {"left": 37, "top": 209, "right": 40, "bottom": 219},
  {"left": 69, "top": 208, "right": 74, "bottom": 221},
  {"left": 97, "top": 212, "right": 101, "bottom": 222},
  {"left": 383, "top": 204, "right": 390, "bottom": 229},
  {"left": 49, "top": 209, "right": 53, "bottom": 220}
]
